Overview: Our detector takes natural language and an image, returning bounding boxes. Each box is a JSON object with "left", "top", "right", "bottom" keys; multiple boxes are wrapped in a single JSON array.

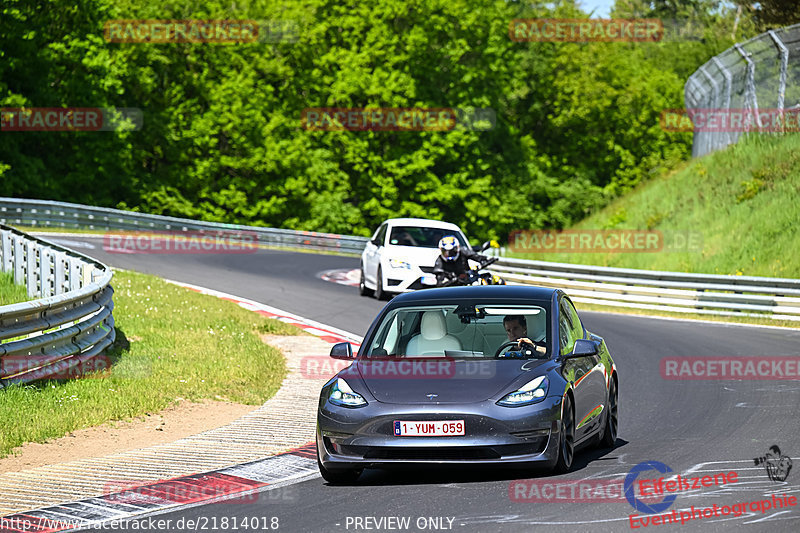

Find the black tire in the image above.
[
  {"left": 599, "top": 377, "right": 618, "bottom": 449},
  {"left": 358, "top": 265, "right": 373, "bottom": 297},
  {"left": 554, "top": 394, "right": 575, "bottom": 474},
  {"left": 317, "top": 454, "right": 362, "bottom": 485},
  {"left": 374, "top": 267, "right": 388, "bottom": 300}
]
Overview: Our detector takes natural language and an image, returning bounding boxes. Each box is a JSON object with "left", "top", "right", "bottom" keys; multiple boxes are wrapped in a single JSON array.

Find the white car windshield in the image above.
[
  {"left": 366, "top": 304, "right": 549, "bottom": 359},
  {"left": 388, "top": 226, "right": 468, "bottom": 248}
]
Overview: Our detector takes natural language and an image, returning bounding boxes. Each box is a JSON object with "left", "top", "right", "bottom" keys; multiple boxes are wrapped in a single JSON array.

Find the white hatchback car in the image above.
[{"left": 359, "top": 218, "right": 487, "bottom": 299}]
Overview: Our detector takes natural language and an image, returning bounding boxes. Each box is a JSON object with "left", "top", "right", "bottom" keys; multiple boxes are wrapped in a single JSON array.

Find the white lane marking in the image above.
[{"left": 45, "top": 238, "right": 97, "bottom": 249}]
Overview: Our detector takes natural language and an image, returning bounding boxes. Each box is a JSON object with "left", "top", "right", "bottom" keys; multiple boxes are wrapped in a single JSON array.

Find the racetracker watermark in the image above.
[
  {"left": 301, "top": 107, "right": 495, "bottom": 131},
  {"left": 509, "top": 229, "right": 702, "bottom": 254},
  {"left": 660, "top": 357, "right": 800, "bottom": 380},
  {"left": 300, "top": 357, "right": 496, "bottom": 380},
  {"left": 102, "top": 478, "right": 286, "bottom": 505},
  {"left": 510, "top": 478, "right": 630, "bottom": 502},
  {"left": 103, "top": 19, "right": 298, "bottom": 43},
  {"left": 509, "top": 19, "right": 663, "bottom": 42},
  {"left": 103, "top": 231, "right": 258, "bottom": 254},
  {"left": 0, "top": 354, "right": 111, "bottom": 380},
  {"left": 0, "top": 108, "right": 142, "bottom": 132},
  {"left": 661, "top": 108, "right": 800, "bottom": 132}
]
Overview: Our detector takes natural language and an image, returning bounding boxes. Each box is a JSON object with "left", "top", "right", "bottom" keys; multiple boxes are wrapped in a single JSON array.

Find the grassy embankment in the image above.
[
  {"left": 508, "top": 133, "right": 800, "bottom": 327},
  {"left": 0, "top": 269, "right": 302, "bottom": 458}
]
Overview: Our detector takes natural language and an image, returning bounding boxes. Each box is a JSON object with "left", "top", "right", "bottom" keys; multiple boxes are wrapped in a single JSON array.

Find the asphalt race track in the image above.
[{"left": 55, "top": 236, "right": 800, "bottom": 533}]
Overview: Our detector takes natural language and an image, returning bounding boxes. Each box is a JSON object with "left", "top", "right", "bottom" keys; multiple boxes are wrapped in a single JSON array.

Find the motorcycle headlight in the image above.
[
  {"left": 497, "top": 376, "right": 549, "bottom": 407},
  {"left": 329, "top": 378, "right": 367, "bottom": 408},
  {"left": 388, "top": 259, "right": 412, "bottom": 270}
]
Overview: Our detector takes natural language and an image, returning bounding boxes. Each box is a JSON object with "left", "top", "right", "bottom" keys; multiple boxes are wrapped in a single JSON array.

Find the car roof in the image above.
[
  {"left": 386, "top": 285, "right": 558, "bottom": 308},
  {"left": 382, "top": 218, "right": 463, "bottom": 231}
]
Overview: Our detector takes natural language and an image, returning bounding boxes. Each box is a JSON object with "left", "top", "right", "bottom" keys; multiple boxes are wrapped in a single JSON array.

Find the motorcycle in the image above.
[{"left": 421, "top": 256, "right": 506, "bottom": 288}]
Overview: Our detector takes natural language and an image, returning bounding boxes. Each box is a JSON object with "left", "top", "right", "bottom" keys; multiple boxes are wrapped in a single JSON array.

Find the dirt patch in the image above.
[{"left": 0, "top": 398, "right": 257, "bottom": 474}]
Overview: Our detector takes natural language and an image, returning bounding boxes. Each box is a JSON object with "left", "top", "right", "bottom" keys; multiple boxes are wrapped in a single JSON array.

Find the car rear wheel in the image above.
[
  {"left": 554, "top": 395, "right": 575, "bottom": 473},
  {"left": 358, "top": 265, "right": 373, "bottom": 297},
  {"left": 599, "top": 378, "right": 618, "bottom": 448},
  {"left": 317, "top": 454, "right": 362, "bottom": 485}
]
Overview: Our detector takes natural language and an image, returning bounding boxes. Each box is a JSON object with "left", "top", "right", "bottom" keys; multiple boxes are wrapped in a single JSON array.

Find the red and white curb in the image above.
[
  {"left": 0, "top": 283, "right": 361, "bottom": 532},
  {"left": 0, "top": 444, "right": 317, "bottom": 533}
]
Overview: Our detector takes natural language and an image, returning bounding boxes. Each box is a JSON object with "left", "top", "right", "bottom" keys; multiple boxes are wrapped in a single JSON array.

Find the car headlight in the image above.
[
  {"left": 388, "top": 259, "right": 412, "bottom": 270},
  {"left": 497, "top": 376, "right": 549, "bottom": 407},
  {"left": 329, "top": 378, "right": 367, "bottom": 408}
]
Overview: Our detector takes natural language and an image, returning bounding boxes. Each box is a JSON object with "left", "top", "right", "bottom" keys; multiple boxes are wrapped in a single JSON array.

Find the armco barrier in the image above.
[
  {"left": 0, "top": 223, "right": 115, "bottom": 387},
  {"left": 2, "top": 198, "right": 798, "bottom": 322},
  {"left": 0, "top": 198, "right": 369, "bottom": 255},
  {"left": 491, "top": 257, "right": 800, "bottom": 321}
]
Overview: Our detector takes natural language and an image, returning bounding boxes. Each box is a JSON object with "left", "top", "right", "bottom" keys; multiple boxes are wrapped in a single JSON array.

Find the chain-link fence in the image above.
[{"left": 685, "top": 23, "right": 800, "bottom": 157}]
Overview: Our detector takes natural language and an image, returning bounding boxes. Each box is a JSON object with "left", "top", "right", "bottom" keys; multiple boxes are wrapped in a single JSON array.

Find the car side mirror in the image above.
[
  {"left": 330, "top": 342, "right": 354, "bottom": 360},
  {"left": 473, "top": 241, "right": 491, "bottom": 252},
  {"left": 564, "top": 339, "right": 599, "bottom": 359}
]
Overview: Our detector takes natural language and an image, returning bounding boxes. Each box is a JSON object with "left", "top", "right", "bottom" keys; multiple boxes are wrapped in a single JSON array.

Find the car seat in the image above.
[{"left": 406, "top": 311, "right": 462, "bottom": 356}]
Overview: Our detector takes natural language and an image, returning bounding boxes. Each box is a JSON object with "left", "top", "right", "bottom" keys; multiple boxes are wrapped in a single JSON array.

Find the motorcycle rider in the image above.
[{"left": 433, "top": 235, "right": 492, "bottom": 286}]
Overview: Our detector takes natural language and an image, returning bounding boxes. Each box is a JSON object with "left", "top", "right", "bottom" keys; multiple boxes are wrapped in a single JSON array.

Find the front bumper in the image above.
[
  {"left": 317, "top": 396, "right": 563, "bottom": 470},
  {"left": 383, "top": 265, "right": 435, "bottom": 293}
]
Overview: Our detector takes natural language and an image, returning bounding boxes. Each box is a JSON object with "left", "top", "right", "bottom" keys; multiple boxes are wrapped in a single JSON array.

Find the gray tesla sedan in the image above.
[{"left": 316, "top": 285, "right": 618, "bottom": 484}]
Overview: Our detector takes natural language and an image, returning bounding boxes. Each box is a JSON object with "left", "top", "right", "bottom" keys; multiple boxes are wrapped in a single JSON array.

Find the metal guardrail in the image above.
[
  {"left": 2, "top": 197, "right": 798, "bottom": 322},
  {"left": 0, "top": 224, "right": 115, "bottom": 388},
  {"left": 491, "top": 257, "right": 800, "bottom": 321},
  {"left": 685, "top": 23, "right": 800, "bottom": 157},
  {"left": 0, "top": 198, "right": 369, "bottom": 256}
]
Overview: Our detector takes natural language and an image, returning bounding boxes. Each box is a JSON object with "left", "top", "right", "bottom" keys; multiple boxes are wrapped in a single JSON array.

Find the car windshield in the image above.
[
  {"left": 365, "top": 304, "right": 549, "bottom": 359},
  {"left": 388, "top": 226, "right": 468, "bottom": 248}
]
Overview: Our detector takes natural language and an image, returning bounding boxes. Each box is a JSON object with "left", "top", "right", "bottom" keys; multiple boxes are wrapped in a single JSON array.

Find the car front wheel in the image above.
[
  {"left": 358, "top": 265, "right": 373, "bottom": 297},
  {"left": 553, "top": 394, "right": 575, "bottom": 473},
  {"left": 317, "top": 455, "right": 362, "bottom": 485},
  {"left": 599, "top": 378, "right": 618, "bottom": 448},
  {"left": 374, "top": 267, "right": 388, "bottom": 300}
]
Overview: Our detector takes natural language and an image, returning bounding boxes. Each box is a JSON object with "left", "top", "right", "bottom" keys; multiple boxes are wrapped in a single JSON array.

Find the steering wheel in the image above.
[{"left": 494, "top": 339, "right": 546, "bottom": 358}]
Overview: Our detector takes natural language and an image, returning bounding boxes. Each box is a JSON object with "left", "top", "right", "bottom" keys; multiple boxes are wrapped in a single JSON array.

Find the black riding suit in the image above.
[{"left": 433, "top": 249, "right": 490, "bottom": 286}]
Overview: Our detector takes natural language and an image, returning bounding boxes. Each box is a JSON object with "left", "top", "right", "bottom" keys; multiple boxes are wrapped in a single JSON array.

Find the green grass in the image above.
[
  {"left": 508, "top": 133, "right": 800, "bottom": 278},
  {"left": 0, "top": 271, "right": 29, "bottom": 305},
  {"left": 0, "top": 268, "right": 304, "bottom": 458}
]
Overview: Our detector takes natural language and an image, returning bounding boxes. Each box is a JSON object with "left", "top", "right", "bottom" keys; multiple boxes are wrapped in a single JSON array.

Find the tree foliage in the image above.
[{"left": 0, "top": 0, "right": 763, "bottom": 241}]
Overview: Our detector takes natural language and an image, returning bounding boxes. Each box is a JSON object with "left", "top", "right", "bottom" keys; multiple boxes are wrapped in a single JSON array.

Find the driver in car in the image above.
[
  {"left": 503, "top": 315, "right": 547, "bottom": 356},
  {"left": 433, "top": 235, "right": 491, "bottom": 286}
]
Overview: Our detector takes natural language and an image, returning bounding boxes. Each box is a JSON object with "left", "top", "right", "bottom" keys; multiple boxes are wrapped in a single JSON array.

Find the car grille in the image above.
[
  {"left": 361, "top": 447, "right": 500, "bottom": 460},
  {"left": 338, "top": 441, "right": 546, "bottom": 460}
]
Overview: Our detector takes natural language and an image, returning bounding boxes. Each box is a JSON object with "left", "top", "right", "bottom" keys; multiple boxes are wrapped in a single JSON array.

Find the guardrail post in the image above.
[
  {"left": 55, "top": 251, "right": 66, "bottom": 295},
  {"left": 68, "top": 257, "right": 81, "bottom": 291},
  {"left": 13, "top": 234, "right": 24, "bottom": 285},
  {"left": 40, "top": 247, "right": 53, "bottom": 298},
  {"left": 26, "top": 240, "right": 37, "bottom": 297},
  {"left": 0, "top": 229, "right": 10, "bottom": 272}
]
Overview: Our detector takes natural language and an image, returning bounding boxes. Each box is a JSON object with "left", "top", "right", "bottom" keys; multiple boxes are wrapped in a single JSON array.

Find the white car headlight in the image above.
[
  {"left": 329, "top": 378, "right": 367, "bottom": 408},
  {"left": 497, "top": 376, "right": 549, "bottom": 407},
  {"left": 388, "top": 259, "right": 412, "bottom": 270}
]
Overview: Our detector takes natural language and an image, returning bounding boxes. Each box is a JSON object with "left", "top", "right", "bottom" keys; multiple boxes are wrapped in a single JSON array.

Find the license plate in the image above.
[{"left": 393, "top": 420, "right": 465, "bottom": 436}]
